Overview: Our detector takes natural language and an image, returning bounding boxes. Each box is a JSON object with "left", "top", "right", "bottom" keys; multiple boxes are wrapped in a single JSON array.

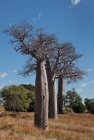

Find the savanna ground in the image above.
[{"left": 0, "top": 107, "right": 94, "bottom": 140}]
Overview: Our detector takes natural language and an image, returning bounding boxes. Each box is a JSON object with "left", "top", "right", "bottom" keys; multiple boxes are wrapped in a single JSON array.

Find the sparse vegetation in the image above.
[
  {"left": 0, "top": 0, "right": 93, "bottom": 139},
  {"left": 0, "top": 110, "right": 94, "bottom": 140}
]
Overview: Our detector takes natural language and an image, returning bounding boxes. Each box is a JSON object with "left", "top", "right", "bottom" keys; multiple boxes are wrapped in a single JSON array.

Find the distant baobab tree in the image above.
[
  {"left": 46, "top": 42, "right": 85, "bottom": 117},
  {"left": 55, "top": 43, "right": 86, "bottom": 114}
]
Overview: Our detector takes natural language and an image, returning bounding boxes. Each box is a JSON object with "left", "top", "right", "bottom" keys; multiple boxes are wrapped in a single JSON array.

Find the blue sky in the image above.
[{"left": 0, "top": 0, "right": 94, "bottom": 99}]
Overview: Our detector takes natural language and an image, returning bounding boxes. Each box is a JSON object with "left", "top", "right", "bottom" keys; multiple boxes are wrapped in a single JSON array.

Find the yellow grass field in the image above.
[{"left": 0, "top": 108, "right": 94, "bottom": 140}]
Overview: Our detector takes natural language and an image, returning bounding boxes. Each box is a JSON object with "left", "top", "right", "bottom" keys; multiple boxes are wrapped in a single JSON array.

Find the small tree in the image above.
[
  {"left": 84, "top": 98, "right": 94, "bottom": 114},
  {"left": 21, "top": 84, "right": 35, "bottom": 91},
  {"left": 20, "top": 84, "right": 35, "bottom": 111},
  {"left": 57, "top": 43, "right": 85, "bottom": 114},
  {"left": 0, "top": 85, "right": 31, "bottom": 112},
  {"left": 65, "top": 88, "right": 82, "bottom": 109},
  {"left": 72, "top": 102, "right": 85, "bottom": 113}
]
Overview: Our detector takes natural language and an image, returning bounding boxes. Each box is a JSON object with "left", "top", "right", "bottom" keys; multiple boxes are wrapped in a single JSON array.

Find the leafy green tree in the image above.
[
  {"left": 91, "top": 102, "right": 94, "bottom": 114},
  {"left": 20, "top": 84, "right": 35, "bottom": 91},
  {"left": 20, "top": 84, "right": 35, "bottom": 111},
  {"left": 72, "top": 102, "right": 85, "bottom": 113},
  {"left": 0, "top": 94, "right": 3, "bottom": 106},
  {"left": 84, "top": 98, "right": 92, "bottom": 113},
  {"left": 0, "top": 85, "right": 32, "bottom": 112},
  {"left": 84, "top": 98, "right": 94, "bottom": 114},
  {"left": 27, "top": 91, "right": 35, "bottom": 111},
  {"left": 65, "top": 88, "right": 82, "bottom": 109}
]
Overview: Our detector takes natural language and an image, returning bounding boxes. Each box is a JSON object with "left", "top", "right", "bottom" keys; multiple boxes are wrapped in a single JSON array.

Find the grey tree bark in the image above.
[
  {"left": 57, "top": 77, "right": 64, "bottom": 114},
  {"left": 34, "top": 61, "right": 49, "bottom": 130},
  {"left": 47, "top": 72, "right": 58, "bottom": 119}
]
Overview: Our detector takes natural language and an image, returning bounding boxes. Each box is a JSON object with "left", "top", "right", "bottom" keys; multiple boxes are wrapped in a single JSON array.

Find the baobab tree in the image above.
[
  {"left": 4, "top": 22, "right": 56, "bottom": 129},
  {"left": 57, "top": 67, "right": 85, "bottom": 114},
  {"left": 46, "top": 42, "right": 85, "bottom": 118},
  {"left": 56, "top": 43, "right": 85, "bottom": 114},
  {"left": 23, "top": 42, "right": 85, "bottom": 119},
  {"left": 21, "top": 37, "right": 59, "bottom": 119},
  {"left": 46, "top": 42, "right": 59, "bottom": 119}
]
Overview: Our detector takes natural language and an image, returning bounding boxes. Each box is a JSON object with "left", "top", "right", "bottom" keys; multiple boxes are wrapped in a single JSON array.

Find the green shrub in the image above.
[
  {"left": 65, "top": 89, "right": 82, "bottom": 109},
  {"left": 84, "top": 98, "right": 94, "bottom": 114},
  {"left": 63, "top": 108, "right": 73, "bottom": 114},
  {"left": 72, "top": 102, "right": 85, "bottom": 113},
  {"left": 0, "top": 84, "right": 35, "bottom": 112},
  {"left": 91, "top": 102, "right": 94, "bottom": 114}
]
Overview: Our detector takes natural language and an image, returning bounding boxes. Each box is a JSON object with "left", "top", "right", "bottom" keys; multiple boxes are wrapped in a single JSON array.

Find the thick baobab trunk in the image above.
[
  {"left": 34, "top": 61, "right": 49, "bottom": 130},
  {"left": 57, "top": 77, "right": 64, "bottom": 114},
  {"left": 47, "top": 73, "right": 58, "bottom": 119}
]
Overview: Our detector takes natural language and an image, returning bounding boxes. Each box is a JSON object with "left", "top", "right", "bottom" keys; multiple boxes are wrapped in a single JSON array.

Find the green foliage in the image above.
[
  {"left": 84, "top": 98, "right": 94, "bottom": 114},
  {"left": 20, "top": 84, "right": 35, "bottom": 111},
  {"left": 27, "top": 91, "right": 35, "bottom": 112},
  {"left": 63, "top": 108, "right": 73, "bottom": 114},
  {"left": 64, "top": 88, "right": 85, "bottom": 113},
  {"left": 0, "top": 84, "right": 35, "bottom": 112},
  {"left": 20, "top": 84, "right": 35, "bottom": 91},
  {"left": 72, "top": 102, "right": 85, "bottom": 113},
  {"left": 65, "top": 88, "right": 82, "bottom": 109}
]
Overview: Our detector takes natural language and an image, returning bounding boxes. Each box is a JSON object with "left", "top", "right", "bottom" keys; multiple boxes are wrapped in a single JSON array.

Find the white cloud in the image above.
[
  {"left": 70, "top": 0, "right": 80, "bottom": 5},
  {"left": 86, "top": 68, "right": 92, "bottom": 72},
  {"left": 13, "top": 69, "right": 17, "bottom": 73},
  {"left": 76, "top": 88, "right": 83, "bottom": 93},
  {"left": 0, "top": 73, "right": 8, "bottom": 78},
  {"left": 9, "top": 22, "right": 12, "bottom": 27},
  {"left": 78, "top": 83, "right": 88, "bottom": 88},
  {"left": 32, "top": 12, "right": 42, "bottom": 22},
  {"left": 38, "top": 12, "right": 42, "bottom": 20},
  {"left": 0, "top": 83, "right": 6, "bottom": 90},
  {"left": 90, "top": 81, "right": 94, "bottom": 84},
  {"left": 0, "top": 85, "right": 4, "bottom": 90},
  {"left": 0, "top": 80, "right": 16, "bottom": 90},
  {"left": 8, "top": 80, "right": 15, "bottom": 84}
]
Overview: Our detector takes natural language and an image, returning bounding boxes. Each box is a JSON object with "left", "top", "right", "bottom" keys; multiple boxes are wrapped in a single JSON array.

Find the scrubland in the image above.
[{"left": 0, "top": 107, "right": 94, "bottom": 140}]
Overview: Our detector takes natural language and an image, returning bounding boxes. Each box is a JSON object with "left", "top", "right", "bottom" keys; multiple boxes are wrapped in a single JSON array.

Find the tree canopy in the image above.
[{"left": 0, "top": 84, "right": 35, "bottom": 112}]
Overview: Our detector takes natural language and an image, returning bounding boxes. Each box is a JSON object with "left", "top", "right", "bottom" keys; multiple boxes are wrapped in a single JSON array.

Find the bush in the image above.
[
  {"left": 90, "top": 102, "right": 94, "bottom": 114},
  {"left": 72, "top": 102, "right": 85, "bottom": 113},
  {"left": 84, "top": 98, "right": 94, "bottom": 114},
  {"left": 0, "top": 84, "right": 35, "bottom": 112},
  {"left": 63, "top": 108, "right": 73, "bottom": 114},
  {"left": 65, "top": 89, "right": 82, "bottom": 109},
  {"left": 27, "top": 91, "right": 35, "bottom": 112}
]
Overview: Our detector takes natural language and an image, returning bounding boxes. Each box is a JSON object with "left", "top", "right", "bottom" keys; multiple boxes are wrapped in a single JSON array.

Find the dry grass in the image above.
[{"left": 0, "top": 109, "right": 94, "bottom": 140}]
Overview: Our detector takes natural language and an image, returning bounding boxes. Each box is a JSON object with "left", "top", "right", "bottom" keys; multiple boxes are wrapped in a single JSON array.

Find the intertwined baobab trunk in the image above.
[
  {"left": 57, "top": 77, "right": 64, "bottom": 114},
  {"left": 34, "top": 61, "right": 49, "bottom": 130},
  {"left": 47, "top": 73, "right": 58, "bottom": 119}
]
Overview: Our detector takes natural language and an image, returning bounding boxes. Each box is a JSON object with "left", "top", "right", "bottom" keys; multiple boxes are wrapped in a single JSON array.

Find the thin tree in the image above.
[{"left": 4, "top": 22, "right": 56, "bottom": 129}]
